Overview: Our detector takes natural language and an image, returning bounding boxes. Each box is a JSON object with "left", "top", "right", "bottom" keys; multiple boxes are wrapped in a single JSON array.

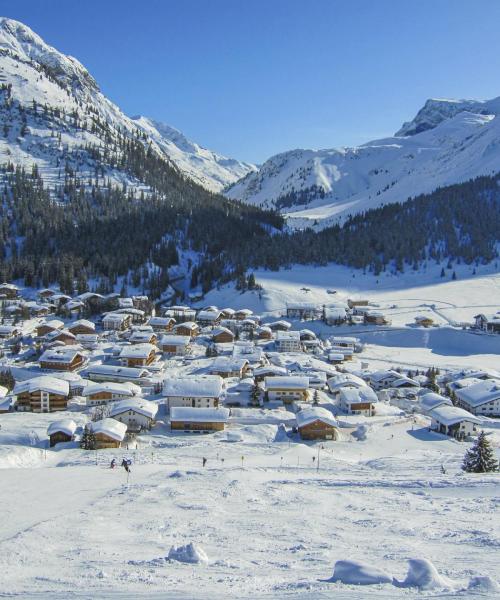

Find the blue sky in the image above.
[{"left": 2, "top": 0, "right": 500, "bottom": 163}]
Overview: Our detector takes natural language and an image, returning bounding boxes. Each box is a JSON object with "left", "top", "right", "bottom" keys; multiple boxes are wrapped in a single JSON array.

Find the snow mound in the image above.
[
  {"left": 226, "top": 431, "right": 243, "bottom": 442},
  {"left": 329, "top": 560, "right": 393, "bottom": 585},
  {"left": 398, "top": 558, "right": 454, "bottom": 590},
  {"left": 352, "top": 424, "right": 369, "bottom": 441},
  {"left": 167, "top": 542, "right": 208, "bottom": 564},
  {"left": 468, "top": 575, "right": 500, "bottom": 593},
  {"left": 274, "top": 423, "right": 290, "bottom": 442}
]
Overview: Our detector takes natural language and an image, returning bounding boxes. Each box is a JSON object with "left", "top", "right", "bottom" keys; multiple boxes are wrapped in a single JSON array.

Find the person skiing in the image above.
[
  {"left": 122, "top": 458, "right": 130, "bottom": 473},
  {"left": 110, "top": 458, "right": 116, "bottom": 469},
  {"left": 202, "top": 457, "right": 207, "bottom": 468}
]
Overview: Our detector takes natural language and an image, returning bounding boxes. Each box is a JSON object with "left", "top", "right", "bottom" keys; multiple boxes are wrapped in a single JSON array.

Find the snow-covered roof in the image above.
[
  {"left": 197, "top": 310, "right": 221, "bottom": 320},
  {"left": 430, "top": 405, "right": 481, "bottom": 426},
  {"left": 170, "top": 406, "right": 230, "bottom": 423},
  {"left": 173, "top": 321, "right": 198, "bottom": 331},
  {"left": 119, "top": 343, "right": 156, "bottom": 359},
  {"left": 296, "top": 407, "right": 338, "bottom": 428},
  {"left": 86, "top": 364, "right": 151, "bottom": 379},
  {"left": 38, "top": 319, "right": 64, "bottom": 330},
  {"left": 90, "top": 418, "right": 128, "bottom": 441},
  {"left": 392, "top": 376, "right": 420, "bottom": 388},
  {"left": 210, "top": 357, "right": 249, "bottom": 373},
  {"left": 331, "top": 336, "right": 359, "bottom": 344},
  {"left": 47, "top": 419, "right": 77, "bottom": 437},
  {"left": 276, "top": 330, "right": 301, "bottom": 341},
  {"left": 327, "top": 373, "right": 368, "bottom": 392},
  {"left": 212, "top": 327, "right": 234, "bottom": 337},
  {"left": 253, "top": 365, "right": 288, "bottom": 377},
  {"left": 69, "top": 319, "right": 95, "bottom": 330},
  {"left": 109, "top": 398, "right": 158, "bottom": 420},
  {"left": 455, "top": 379, "right": 500, "bottom": 407},
  {"left": 340, "top": 386, "right": 378, "bottom": 404},
  {"left": 265, "top": 376, "right": 309, "bottom": 390},
  {"left": 163, "top": 376, "right": 224, "bottom": 398},
  {"left": 14, "top": 375, "right": 70, "bottom": 396},
  {"left": 420, "top": 392, "right": 453, "bottom": 411},
  {"left": 82, "top": 381, "right": 141, "bottom": 397},
  {"left": 103, "top": 312, "right": 130, "bottom": 322},
  {"left": 286, "top": 302, "right": 318, "bottom": 310},
  {"left": 235, "top": 308, "right": 253, "bottom": 316},
  {"left": 45, "top": 328, "right": 76, "bottom": 341},
  {"left": 39, "top": 347, "right": 84, "bottom": 363},
  {"left": 129, "top": 330, "right": 156, "bottom": 343},
  {"left": 148, "top": 316, "right": 175, "bottom": 326},
  {"left": 160, "top": 334, "right": 191, "bottom": 346},
  {"left": 369, "top": 369, "right": 401, "bottom": 382}
]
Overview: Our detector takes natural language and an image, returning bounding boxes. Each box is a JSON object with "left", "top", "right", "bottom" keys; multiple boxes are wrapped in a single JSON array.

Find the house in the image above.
[
  {"left": 129, "top": 330, "right": 157, "bottom": 345},
  {"left": 115, "top": 307, "right": 146, "bottom": 324},
  {"left": 220, "top": 308, "right": 236, "bottom": 319},
  {"left": 257, "top": 326, "right": 273, "bottom": 340},
  {"left": 339, "top": 387, "right": 378, "bottom": 416},
  {"left": 324, "top": 306, "right": 348, "bottom": 325},
  {"left": 68, "top": 319, "right": 96, "bottom": 335},
  {"left": 330, "top": 336, "right": 358, "bottom": 352},
  {"left": 369, "top": 370, "right": 411, "bottom": 390},
  {"left": 36, "top": 319, "right": 65, "bottom": 338},
  {"left": 82, "top": 381, "right": 141, "bottom": 406},
  {"left": 173, "top": 321, "right": 200, "bottom": 338},
  {"left": 61, "top": 299, "right": 85, "bottom": 316},
  {"left": 286, "top": 302, "right": 320, "bottom": 320},
  {"left": 86, "top": 364, "right": 154, "bottom": 386},
  {"left": 364, "top": 311, "right": 390, "bottom": 325},
  {"left": 211, "top": 327, "right": 235, "bottom": 344},
  {"left": 0, "top": 283, "right": 19, "bottom": 299},
  {"left": 109, "top": 398, "right": 158, "bottom": 432},
  {"left": 327, "top": 353, "right": 345, "bottom": 365},
  {"left": 160, "top": 334, "right": 191, "bottom": 355},
  {"left": 0, "top": 325, "right": 21, "bottom": 340},
  {"left": 298, "top": 370, "right": 327, "bottom": 390},
  {"left": 163, "top": 306, "right": 196, "bottom": 323},
  {"left": 415, "top": 315, "right": 434, "bottom": 328},
  {"left": 474, "top": 313, "right": 500, "bottom": 334},
  {"left": 118, "top": 297, "right": 134, "bottom": 309},
  {"left": 119, "top": 343, "right": 157, "bottom": 367},
  {"left": 232, "top": 342, "right": 267, "bottom": 367},
  {"left": 76, "top": 334, "right": 99, "bottom": 349},
  {"left": 210, "top": 357, "right": 250, "bottom": 379},
  {"left": 148, "top": 316, "right": 175, "bottom": 333},
  {"left": 253, "top": 365, "right": 288, "bottom": 383},
  {"left": 25, "top": 301, "right": 52, "bottom": 317},
  {"left": 268, "top": 320, "right": 292, "bottom": 331},
  {"left": 455, "top": 380, "right": 500, "bottom": 417},
  {"left": 265, "top": 376, "right": 310, "bottom": 404},
  {"left": 234, "top": 308, "right": 253, "bottom": 321},
  {"left": 39, "top": 347, "right": 86, "bottom": 371},
  {"left": 197, "top": 310, "right": 222, "bottom": 327},
  {"left": 163, "top": 376, "right": 224, "bottom": 410},
  {"left": 170, "top": 406, "right": 230, "bottom": 432},
  {"left": 47, "top": 419, "right": 77, "bottom": 447},
  {"left": 420, "top": 392, "right": 453, "bottom": 414},
  {"left": 90, "top": 418, "right": 128, "bottom": 449},
  {"left": 347, "top": 298, "right": 369, "bottom": 309},
  {"left": 102, "top": 312, "right": 131, "bottom": 331},
  {"left": 44, "top": 329, "right": 77, "bottom": 346},
  {"left": 38, "top": 288, "right": 57, "bottom": 301},
  {"left": 327, "top": 373, "right": 369, "bottom": 397},
  {"left": 13, "top": 376, "right": 70, "bottom": 412},
  {"left": 429, "top": 405, "right": 481, "bottom": 440},
  {"left": 296, "top": 407, "right": 339, "bottom": 440},
  {"left": 275, "top": 330, "right": 302, "bottom": 352},
  {"left": 241, "top": 318, "right": 259, "bottom": 332}
]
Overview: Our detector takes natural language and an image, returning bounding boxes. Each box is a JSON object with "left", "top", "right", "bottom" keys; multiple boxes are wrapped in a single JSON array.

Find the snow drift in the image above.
[
  {"left": 168, "top": 543, "right": 209, "bottom": 565},
  {"left": 329, "top": 560, "right": 393, "bottom": 585}
]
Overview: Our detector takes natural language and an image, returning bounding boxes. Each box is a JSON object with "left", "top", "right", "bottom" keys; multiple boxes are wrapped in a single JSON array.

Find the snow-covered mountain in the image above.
[
  {"left": 131, "top": 116, "right": 256, "bottom": 192},
  {"left": 226, "top": 96, "right": 500, "bottom": 229},
  {"left": 0, "top": 17, "right": 253, "bottom": 193}
]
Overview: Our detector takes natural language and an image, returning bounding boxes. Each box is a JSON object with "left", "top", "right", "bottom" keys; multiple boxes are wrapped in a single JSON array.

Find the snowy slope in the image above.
[
  {"left": 0, "top": 18, "right": 252, "bottom": 193},
  {"left": 226, "top": 96, "right": 500, "bottom": 229},
  {"left": 132, "top": 116, "right": 256, "bottom": 192}
]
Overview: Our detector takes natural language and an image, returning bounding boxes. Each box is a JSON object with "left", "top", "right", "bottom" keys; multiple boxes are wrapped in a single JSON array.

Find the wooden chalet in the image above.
[
  {"left": 14, "top": 376, "right": 70, "bottom": 412},
  {"left": 47, "top": 419, "right": 77, "bottom": 446}
]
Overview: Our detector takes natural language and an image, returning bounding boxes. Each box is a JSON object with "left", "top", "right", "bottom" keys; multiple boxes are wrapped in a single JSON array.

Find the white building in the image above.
[
  {"left": 275, "top": 330, "right": 302, "bottom": 352},
  {"left": 109, "top": 398, "right": 158, "bottom": 431},
  {"left": 163, "top": 376, "right": 224, "bottom": 410},
  {"left": 339, "top": 387, "right": 378, "bottom": 416},
  {"left": 82, "top": 381, "right": 141, "bottom": 406},
  {"left": 265, "top": 376, "right": 310, "bottom": 404},
  {"left": 420, "top": 392, "right": 453, "bottom": 414},
  {"left": 429, "top": 405, "right": 481, "bottom": 440},
  {"left": 455, "top": 380, "right": 500, "bottom": 417}
]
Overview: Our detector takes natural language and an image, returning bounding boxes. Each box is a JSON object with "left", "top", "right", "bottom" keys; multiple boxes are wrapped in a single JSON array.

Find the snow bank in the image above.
[
  {"left": 167, "top": 543, "right": 208, "bottom": 564},
  {"left": 329, "top": 560, "right": 393, "bottom": 585},
  {"left": 351, "top": 424, "right": 369, "bottom": 441},
  {"left": 398, "top": 558, "right": 454, "bottom": 590},
  {"left": 226, "top": 431, "right": 243, "bottom": 442},
  {"left": 467, "top": 575, "right": 499, "bottom": 593}
]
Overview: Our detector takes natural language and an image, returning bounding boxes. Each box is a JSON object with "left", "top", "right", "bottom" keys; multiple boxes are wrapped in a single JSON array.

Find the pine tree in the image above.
[{"left": 462, "top": 431, "right": 498, "bottom": 473}]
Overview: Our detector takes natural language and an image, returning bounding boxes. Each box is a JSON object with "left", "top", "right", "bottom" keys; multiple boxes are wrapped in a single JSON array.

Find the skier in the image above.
[
  {"left": 122, "top": 458, "right": 131, "bottom": 473},
  {"left": 202, "top": 457, "right": 207, "bottom": 468},
  {"left": 110, "top": 458, "right": 116, "bottom": 469}
]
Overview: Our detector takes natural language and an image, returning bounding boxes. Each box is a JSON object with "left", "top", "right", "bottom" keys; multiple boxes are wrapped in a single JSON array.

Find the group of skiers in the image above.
[{"left": 110, "top": 457, "right": 132, "bottom": 473}]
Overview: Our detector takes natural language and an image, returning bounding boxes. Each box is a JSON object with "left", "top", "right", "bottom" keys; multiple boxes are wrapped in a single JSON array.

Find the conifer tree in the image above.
[{"left": 462, "top": 431, "right": 498, "bottom": 473}]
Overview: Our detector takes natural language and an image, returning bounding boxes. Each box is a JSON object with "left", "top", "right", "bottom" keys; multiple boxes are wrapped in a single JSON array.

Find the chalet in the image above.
[
  {"left": 474, "top": 313, "right": 500, "bottom": 334},
  {"left": 0, "top": 395, "right": 11, "bottom": 413},
  {"left": 241, "top": 318, "right": 259, "bottom": 332},
  {"left": 212, "top": 327, "right": 235, "bottom": 344},
  {"left": 163, "top": 306, "right": 196, "bottom": 323},
  {"left": 82, "top": 381, "right": 141, "bottom": 406},
  {"left": 148, "top": 316, "right": 175, "bottom": 333},
  {"left": 347, "top": 298, "right": 369, "bottom": 309},
  {"left": 330, "top": 336, "right": 358, "bottom": 352},
  {"left": 47, "top": 419, "right": 77, "bottom": 447},
  {"left": 210, "top": 357, "right": 250, "bottom": 379},
  {"left": 369, "top": 370, "right": 410, "bottom": 391},
  {"left": 76, "top": 334, "right": 99, "bottom": 349},
  {"left": 339, "top": 387, "right": 378, "bottom": 416},
  {"left": 90, "top": 418, "right": 128, "bottom": 449},
  {"left": 13, "top": 376, "right": 70, "bottom": 412},
  {"left": 364, "top": 311, "right": 390, "bottom": 325},
  {"left": 420, "top": 392, "right": 453, "bottom": 414},
  {"left": 300, "top": 329, "right": 316, "bottom": 341},
  {"left": 109, "top": 398, "right": 158, "bottom": 432},
  {"left": 129, "top": 330, "right": 157, "bottom": 345},
  {"left": 163, "top": 376, "right": 224, "bottom": 410},
  {"left": 275, "top": 330, "right": 302, "bottom": 352},
  {"left": 257, "top": 326, "right": 273, "bottom": 340},
  {"left": 268, "top": 320, "right": 292, "bottom": 331},
  {"left": 115, "top": 307, "right": 146, "bottom": 324},
  {"left": 86, "top": 364, "right": 154, "bottom": 386},
  {"left": 118, "top": 297, "right": 134, "bottom": 309},
  {"left": 51, "top": 294, "right": 72, "bottom": 307},
  {"left": 324, "top": 306, "right": 348, "bottom": 325},
  {"left": 39, "top": 347, "right": 86, "bottom": 371},
  {"left": 132, "top": 295, "right": 151, "bottom": 312},
  {"left": 296, "top": 407, "right": 339, "bottom": 440},
  {"left": 299, "top": 370, "right": 327, "bottom": 389},
  {"left": 44, "top": 329, "right": 77, "bottom": 346},
  {"left": 327, "top": 352, "right": 345, "bottom": 365},
  {"left": 36, "top": 319, "right": 64, "bottom": 338},
  {"left": 25, "top": 301, "right": 52, "bottom": 317},
  {"left": 62, "top": 300, "right": 85, "bottom": 316},
  {"left": 160, "top": 334, "right": 191, "bottom": 355},
  {"left": 286, "top": 302, "right": 320, "bottom": 320},
  {"left": 429, "top": 405, "right": 480, "bottom": 440},
  {"left": 102, "top": 312, "right": 131, "bottom": 331},
  {"left": 170, "top": 406, "right": 230, "bottom": 432},
  {"left": 38, "top": 288, "right": 57, "bottom": 301},
  {"left": 74, "top": 292, "right": 104, "bottom": 311},
  {"left": 327, "top": 373, "right": 369, "bottom": 397},
  {"left": 265, "top": 376, "right": 310, "bottom": 404},
  {"left": 68, "top": 319, "right": 96, "bottom": 335},
  {"left": 0, "top": 283, "right": 19, "bottom": 299},
  {"left": 197, "top": 310, "right": 222, "bottom": 327},
  {"left": 173, "top": 321, "right": 200, "bottom": 337},
  {"left": 455, "top": 380, "right": 500, "bottom": 417},
  {"left": 234, "top": 308, "right": 253, "bottom": 321},
  {"left": 415, "top": 315, "right": 434, "bottom": 328},
  {"left": 302, "top": 339, "right": 322, "bottom": 354},
  {"left": 119, "top": 343, "right": 157, "bottom": 367},
  {"left": 220, "top": 308, "right": 236, "bottom": 319},
  {"left": 232, "top": 342, "right": 267, "bottom": 367},
  {"left": 0, "top": 325, "right": 21, "bottom": 340},
  {"left": 253, "top": 365, "right": 288, "bottom": 383}
]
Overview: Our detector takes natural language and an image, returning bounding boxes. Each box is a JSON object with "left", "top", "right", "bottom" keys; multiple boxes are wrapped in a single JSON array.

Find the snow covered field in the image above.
[{"left": 0, "top": 412, "right": 499, "bottom": 599}]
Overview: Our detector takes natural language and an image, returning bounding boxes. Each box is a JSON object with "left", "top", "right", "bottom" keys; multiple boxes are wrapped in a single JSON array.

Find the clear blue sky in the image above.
[{"left": 2, "top": 0, "right": 500, "bottom": 163}]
